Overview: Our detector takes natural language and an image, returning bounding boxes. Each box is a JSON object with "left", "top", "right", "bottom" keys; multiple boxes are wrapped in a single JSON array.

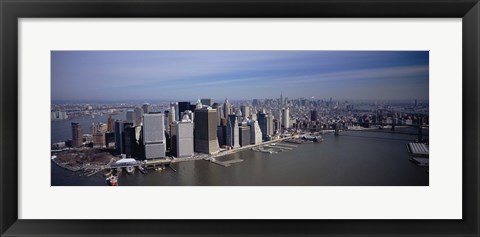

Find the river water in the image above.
[{"left": 51, "top": 119, "right": 429, "bottom": 186}]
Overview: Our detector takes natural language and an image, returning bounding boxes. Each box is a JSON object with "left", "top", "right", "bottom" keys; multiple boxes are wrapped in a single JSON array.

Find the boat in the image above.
[
  {"left": 302, "top": 135, "right": 323, "bottom": 142},
  {"left": 106, "top": 175, "right": 118, "bottom": 186},
  {"left": 126, "top": 166, "right": 135, "bottom": 174}
]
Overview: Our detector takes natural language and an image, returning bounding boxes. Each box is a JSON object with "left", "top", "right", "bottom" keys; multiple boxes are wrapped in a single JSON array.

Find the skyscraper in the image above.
[
  {"left": 123, "top": 125, "right": 138, "bottom": 158},
  {"left": 282, "top": 107, "right": 290, "bottom": 129},
  {"left": 170, "top": 115, "right": 194, "bottom": 158},
  {"left": 178, "top": 101, "right": 191, "bottom": 119},
  {"left": 195, "top": 99, "right": 203, "bottom": 110},
  {"left": 267, "top": 113, "right": 274, "bottom": 136},
  {"left": 238, "top": 122, "right": 250, "bottom": 147},
  {"left": 226, "top": 114, "right": 240, "bottom": 148},
  {"left": 126, "top": 109, "right": 134, "bottom": 123},
  {"left": 200, "top": 98, "right": 213, "bottom": 107},
  {"left": 280, "top": 92, "right": 283, "bottom": 107},
  {"left": 310, "top": 110, "right": 318, "bottom": 122},
  {"left": 114, "top": 120, "right": 124, "bottom": 154},
  {"left": 182, "top": 110, "right": 194, "bottom": 121},
  {"left": 91, "top": 122, "right": 107, "bottom": 148},
  {"left": 143, "top": 113, "right": 166, "bottom": 159},
  {"left": 257, "top": 112, "right": 268, "bottom": 140},
  {"left": 217, "top": 125, "right": 226, "bottom": 147},
  {"left": 142, "top": 103, "right": 152, "bottom": 114},
  {"left": 134, "top": 107, "right": 143, "bottom": 126},
  {"left": 168, "top": 102, "right": 177, "bottom": 124},
  {"left": 223, "top": 98, "right": 231, "bottom": 118},
  {"left": 194, "top": 107, "right": 219, "bottom": 154},
  {"left": 51, "top": 110, "right": 68, "bottom": 120},
  {"left": 71, "top": 122, "right": 83, "bottom": 147},
  {"left": 248, "top": 120, "right": 262, "bottom": 145},
  {"left": 107, "top": 115, "right": 114, "bottom": 132},
  {"left": 212, "top": 103, "right": 223, "bottom": 126},
  {"left": 104, "top": 132, "right": 115, "bottom": 148},
  {"left": 240, "top": 105, "right": 250, "bottom": 120}
]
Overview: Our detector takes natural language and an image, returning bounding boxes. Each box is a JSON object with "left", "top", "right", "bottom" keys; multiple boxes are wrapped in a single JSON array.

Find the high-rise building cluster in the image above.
[
  {"left": 67, "top": 94, "right": 298, "bottom": 160},
  {"left": 51, "top": 110, "right": 68, "bottom": 120},
  {"left": 65, "top": 94, "right": 429, "bottom": 160}
]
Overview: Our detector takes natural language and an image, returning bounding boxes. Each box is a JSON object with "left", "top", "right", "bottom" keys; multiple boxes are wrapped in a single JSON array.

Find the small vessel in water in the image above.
[
  {"left": 126, "top": 166, "right": 135, "bottom": 174},
  {"left": 106, "top": 175, "right": 118, "bottom": 186}
]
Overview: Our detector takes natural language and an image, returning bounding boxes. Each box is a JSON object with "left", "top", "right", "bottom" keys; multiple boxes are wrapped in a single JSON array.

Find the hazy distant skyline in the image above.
[{"left": 51, "top": 51, "right": 429, "bottom": 102}]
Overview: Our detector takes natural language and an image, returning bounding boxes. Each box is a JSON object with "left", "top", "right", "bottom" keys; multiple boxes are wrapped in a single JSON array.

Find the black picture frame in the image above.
[{"left": 1, "top": 0, "right": 479, "bottom": 236}]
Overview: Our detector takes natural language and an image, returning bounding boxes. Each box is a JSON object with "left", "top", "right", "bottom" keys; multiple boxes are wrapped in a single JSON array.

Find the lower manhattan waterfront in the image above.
[
  {"left": 52, "top": 131, "right": 428, "bottom": 186},
  {"left": 50, "top": 50, "right": 430, "bottom": 186},
  {"left": 51, "top": 102, "right": 429, "bottom": 186}
]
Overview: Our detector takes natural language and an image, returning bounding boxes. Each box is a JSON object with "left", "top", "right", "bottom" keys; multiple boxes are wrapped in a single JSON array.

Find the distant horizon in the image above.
[
  {"left": 51, "top": 50, "right": 429, "bottom": 101},
  {"left": 51, "top": 97, "right": 429, "bottom": 105}
]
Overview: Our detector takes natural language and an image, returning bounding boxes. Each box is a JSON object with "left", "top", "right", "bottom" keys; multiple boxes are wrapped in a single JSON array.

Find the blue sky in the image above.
[{"left": 51, "top": 51, "right": 428, "bottom": 102}]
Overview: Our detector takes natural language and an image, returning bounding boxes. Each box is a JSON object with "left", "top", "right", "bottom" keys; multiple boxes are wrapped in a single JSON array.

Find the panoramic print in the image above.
[{"left": 51, "top": 51, "right": 429, "bottom": 186}]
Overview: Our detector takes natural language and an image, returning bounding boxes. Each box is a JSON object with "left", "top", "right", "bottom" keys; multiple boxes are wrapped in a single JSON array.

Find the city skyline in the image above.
[{"left": 51, "top": 51, "right": 429, "bottom": 102}]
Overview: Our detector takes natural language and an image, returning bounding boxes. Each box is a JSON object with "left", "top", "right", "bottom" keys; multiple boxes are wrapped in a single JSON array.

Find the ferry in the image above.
[{"left": 302, "top": 135, "right": 324, "bottom": 142}]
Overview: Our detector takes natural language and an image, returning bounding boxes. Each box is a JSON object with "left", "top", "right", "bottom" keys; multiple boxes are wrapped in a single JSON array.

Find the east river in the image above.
[{"left": 51, "top": 114, "right": 429, "bottom": 186}]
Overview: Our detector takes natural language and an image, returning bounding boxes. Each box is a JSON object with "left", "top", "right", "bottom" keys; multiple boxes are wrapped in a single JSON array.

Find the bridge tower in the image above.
[
  {"left": 391, "top": 116, "right": 396, "bottom": 131},
  {"left": 334, "top": 123, "right": 339, "bottom": 136},
  {"left": 417, "top": 117, "right": 424, "bottom": 142}
]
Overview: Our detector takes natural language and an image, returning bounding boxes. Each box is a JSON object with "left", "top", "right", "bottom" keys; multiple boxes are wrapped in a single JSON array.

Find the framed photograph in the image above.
[{"left": 1, "top": 0, "right": 479, "bottom": 236}]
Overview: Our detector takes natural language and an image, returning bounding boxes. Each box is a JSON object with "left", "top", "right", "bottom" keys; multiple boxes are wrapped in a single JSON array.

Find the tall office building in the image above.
[
  {"left": 267, "top": 113, "right": 275, "bottom": 136},
  {"left": 193, "top": 107, "right": 219, "bottom": 154},
  {"left": 226, "top": 114, "right": 240, "bottom": 148},
  {"left": 114, "top": 120, "right": 124, "bottom": 154},
  {"left": 195, "top": 99, "right": 203, "bottom": 110},
  {"left": 71, "top": 122, "right": 83, "bottom": 147},
  {"left": 223, "top": 98, "right": 232, "bottom": 118},
  {"left": 282, "top": 108, "right": 290, "bottom": 129},
  {"left": 240, "top": 105, "right": 250, "bottom": 120},
  {"left": 168, "top": 103, "right": 177, "bottom": 124},
  {"left": 104, "top": 132, "right": 115, "bottom": 148},
  {"left": 257, "top": 112, "right": 268, "bottom": 140},
  {"left": 91, "top": 122, "right": 107, "bottom": 148},
  {"left": 250, "top": 107, "right": 258, "bottom": 121},
  {"left": 280, "top": 92, "right": 283, "bottom": 106},
  {"left": 273, "top": 118, "right": 281, "bottom": 132},
  {"left": 212, "top": 103, "right": 223, "bottom": 126},
  {"left": 123, "top": 125, "right": 138, "bottom": 158},
  {"left": 51, "top": 110, "right": 68, "bottom": 120},
  {"left": 239, "top": 122, "right": 250, "bottom": 147},
  {"left": 126, "top": 109, "right": 135, "bottom": 123},
  {"left": 134, "top": 107, "right": 143, "bottom": 126},
  {"left": 142, "top": 103, "right": 152, "bottom": 114},
  {"left": 91, "top": 122, "right": 108, "bottom": 134},
  {"left": 201, "top": 98, "right": 213, "bottom": 107},
  {"left": 170, "top": 115, "right": 194, "bottom": 158},
  {"left": 235, "top": 109, "right": 243, "bottom": 121},
  {"left": 174, "top": 103, "right": 179, "bottom": 121},
  {"left": 182, "top": 110, "right": 194, "bottom": 121},
  {"left": 107, "top": 115, "right": 114, "bottom": 132},
  {"left": 217, "top": 125, "right": 226, "bottom": 147},
  {"left": 248, "top": 120, "right": 263, "bottom": 145},
  {"left": 274, "top": 109, "right": 282, "bottom": 127},
  {"left": 92, "top": 133, "right": 105, "bottom": 147},
  {"left": 252, "top": 99, "right": 260, "bottom": 107},
  {"left": 143, "top": 113, "right": 166, "bottom": 159},
  {"left": 310, "top": 110, "right": 318, "bottom": 122},
  {"left": 178, "top": 101, "right": 191, "bottom": 119}
]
